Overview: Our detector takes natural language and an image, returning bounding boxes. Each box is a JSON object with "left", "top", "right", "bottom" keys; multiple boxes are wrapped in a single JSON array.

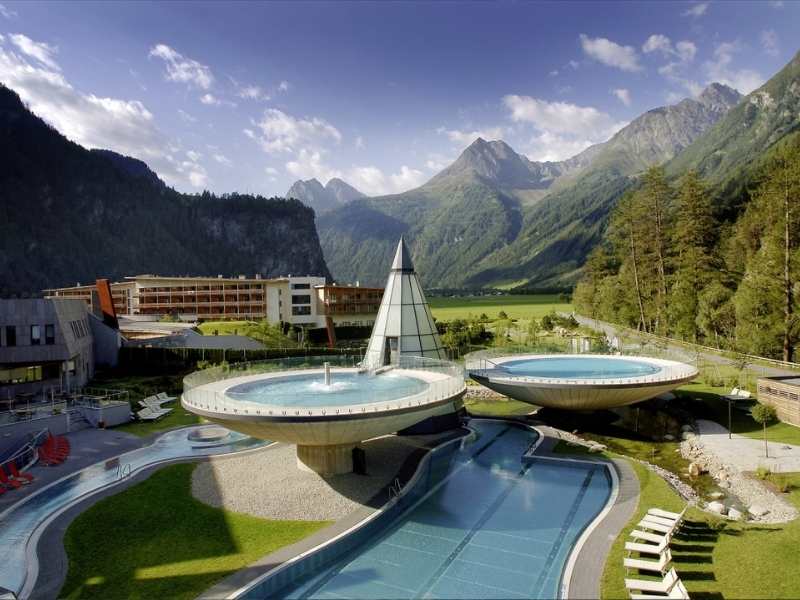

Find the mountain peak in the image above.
[
  {"left": 286, "top": 177, "right": 364, "bottom": 215},
  {"left": 697, "top": 83, "right": 742, "bottom": 111}
]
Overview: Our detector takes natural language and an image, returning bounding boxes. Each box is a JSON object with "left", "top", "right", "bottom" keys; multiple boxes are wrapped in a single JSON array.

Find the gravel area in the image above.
[{"left": 192, "top": 434, "right": 433, "bottom": 521}]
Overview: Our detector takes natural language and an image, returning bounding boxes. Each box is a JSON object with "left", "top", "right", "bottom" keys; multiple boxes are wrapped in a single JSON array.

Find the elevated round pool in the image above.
[
  {"left": 182, "top": 356, "right": 466, "bottom": 474},
  {"left": 467, "top": 354, "right": 697, "bottom": 410}
]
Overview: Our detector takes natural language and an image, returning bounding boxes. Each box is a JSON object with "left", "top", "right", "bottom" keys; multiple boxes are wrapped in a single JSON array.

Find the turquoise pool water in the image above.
[
  {"left": 500, "top": 356, "right": 660, "bottom": 379},
  {"left": 226, "top": 372, "right": 429, "bottom": 407},
  {"left": 0, "top": 426, "right": 265, "bottom": 596},
  {"left": 263, "top": 421, "right": 611, "bottom": 599}
]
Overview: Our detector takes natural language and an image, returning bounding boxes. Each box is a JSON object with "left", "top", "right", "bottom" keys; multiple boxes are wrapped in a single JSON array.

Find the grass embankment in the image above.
[
  {"left": 89, "top": 373, "right": 201, "bottom": 437},
  {"left": 464, "top": 397, "right": 536, "bottom": 417},
  {"left": 428, "top": 294, "right": 571, "bottom": 321},
  {"left": 61, "top": 463, "right": 330, "bottom": 600},
  {"left": 676, "top": 379, "right": 800, "bottom": 447},
  {"left": 197, "top": 320, "right": 299, "bottom": 348}
]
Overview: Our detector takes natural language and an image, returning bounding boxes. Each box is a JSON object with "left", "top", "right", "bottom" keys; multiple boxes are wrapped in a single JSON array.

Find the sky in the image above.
[{"left": 0, "top": 0, "right": 797, "bottom": 197}]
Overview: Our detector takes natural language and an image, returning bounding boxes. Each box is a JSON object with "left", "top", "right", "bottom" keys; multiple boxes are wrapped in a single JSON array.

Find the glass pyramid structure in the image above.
[{"left": 363, "top": 238, "right": 446, "bottom": 369}]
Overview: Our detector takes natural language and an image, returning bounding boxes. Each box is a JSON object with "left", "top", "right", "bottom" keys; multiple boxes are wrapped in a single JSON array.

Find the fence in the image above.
[
  {"left": 182, "top": 355, "right": 466, "bottom": 418},
  {"left": 1, "top": 428, "right": 49, "bottom": 472},
  {"left": 118, "top": 345, "right": 367, "bottom": 373}
]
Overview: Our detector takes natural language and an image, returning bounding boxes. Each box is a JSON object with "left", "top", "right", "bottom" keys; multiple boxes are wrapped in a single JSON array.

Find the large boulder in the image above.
[{"left": 708, "top": 501, "right": 727, "bottom": 515}]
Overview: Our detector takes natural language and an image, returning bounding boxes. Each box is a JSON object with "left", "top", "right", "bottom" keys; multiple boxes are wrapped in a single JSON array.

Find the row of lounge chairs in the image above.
[
  {"left": 0, "top": 461, "right": 34, "bottom": 494},
  {"left": 135, "top": 392, "right": 176, "bottom": 421},
  {"left": 625, "top": 506, "right": 690, "bottom": 599},
  {"left": 37, "top": 433, "right": 70, "bottom": 466}
]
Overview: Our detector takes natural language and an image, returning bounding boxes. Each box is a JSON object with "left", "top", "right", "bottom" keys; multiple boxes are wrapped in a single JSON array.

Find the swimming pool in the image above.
[
  {"left": 226, "top": 372, "right": 429, "bottom": 408},
  {"left": 0, "top": 426, "right": 266, "bottom": 598},
  {"left": 249, "top": 420, "right": 612, "bottom": 600},
  {"left": 500, "top": 356, "right": 661, "bottom": 379}
]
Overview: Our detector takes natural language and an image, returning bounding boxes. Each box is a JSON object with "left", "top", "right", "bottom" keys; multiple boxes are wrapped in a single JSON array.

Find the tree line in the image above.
[{"left": 574, "top": 140, "right": 799, "bottom": 362}]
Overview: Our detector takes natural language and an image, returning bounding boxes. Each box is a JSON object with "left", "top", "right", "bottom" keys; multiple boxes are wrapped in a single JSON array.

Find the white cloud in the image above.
[
  {"left": 278, "top": 80, "right": 290, "bottom": 92},
  {"left": 347, "top": 164, "right": 426, "bottom": 196},
  {"left": 761, "top": 30, "right": 780, "bottom": 57},
  {"left": 682, "top": 2, "right": 708, "bottom": 17},
  {"left": 236, "top": 84, "right": 269, "bottom": 101},
  {"left": 612, "top": 88, "right": 632, "bottom": 106},
  {"left": 149, "top": 43, "right": 213, "bottom": 90},
  {"left": 251, "top": 108, "right": 342, "bottom": 154},
  {"left": 436, "top": 125, "right": 508, "bottom": 146},
  {"left": 523, "top": 131, "right": 599, "bottom": 163},
  {"left": 243, "top": 128, "right": 255, "bottom": 139},
  {"left": 503, "top": 95, "right": 622, "bottom": 137},
  {"left": 579, "top": 34, "right": 641, "bottom": 72},
  {"left": 425, "top": 153, "right": 451, "bottom": 172},
  {"left": 286, "top": 148, "right": 341, "bottom": 182},
  {"left": 186, "top": 150, "right": 202, "bottom": 162},
  {"left": 10, "top": 34, "right": 59, "bottom": 70},
  {"left": 704, "top": 41, "right": 765, "bottom": 94},
  {"left": 265, "top": 166, "right": 279, "bottom": 175},
  {"left": 200, "top": 93, "right": 219, "bottom": 105},
  {"left": 355, "top": 135, "right": 365, "bottom": 149},
  {"left": 644, "top": 35, "right": 700, "bottom": 98},
  {"left": 643, "top": 34, "right": 672, "bottom": 56},
  {"left": 643, "top": 34, "right": 697, "bottom": 63},
  {"left": 0, "top": 3, "right": 17, "bottom": 18},
  {"left": 390, "top": 165, "right": 425, "bottom": 191},
  {"left": 0, "top": 36, "right": 208, "bottom": 189},
  {"left": 213, "top": 153, "right": 232, "bottom": 166},
  {"left": 177, "top": 109, "right": 196, "bottom": 123}
]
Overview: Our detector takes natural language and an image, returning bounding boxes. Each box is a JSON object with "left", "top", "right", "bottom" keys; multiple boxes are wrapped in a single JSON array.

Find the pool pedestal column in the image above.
[{"left": 297, "top": 443, "right": 355, "bottom": 475}]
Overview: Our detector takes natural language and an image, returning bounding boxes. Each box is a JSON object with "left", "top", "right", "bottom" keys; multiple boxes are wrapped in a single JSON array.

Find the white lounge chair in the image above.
[
  {"left": 626, "top": 539, "right": 668, "bottom": 556},
  {"left": 647, "top": 507, "right": 686, "bottom": 524},
  {"left": 625, "top": 567, "right": 680, "bottom": 594},
  {"left": 630, "top": 529, "right": 672, "bottom": 545},
  {"left": 136, "top": 407, "right": 162, "bottom": 421},
  {"left": 156, "top": 392, "right": 177, "bottom": 402},
  {"left": 724, "top": 388, "right": 751, "bottom": 401},
  {"left": 630, "top": 579, "right": 690, "bottom": 599},
  {"left": 637, "top": 518, "right": 677, "bottom": 535},
  {"left": 624, "top": 548, "right": 672, "bottom": 575}
]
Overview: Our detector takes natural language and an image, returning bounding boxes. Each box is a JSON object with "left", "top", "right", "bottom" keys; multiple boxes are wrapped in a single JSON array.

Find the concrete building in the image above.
[
  {"left": 757, "top": 376, "right": 800, "bottom": 427},
  {"left": 1, "top": 299, "right": 96, "bottom": 401},
  {"left": 46, "top": 275, "right": 385, "bottom": 333}
]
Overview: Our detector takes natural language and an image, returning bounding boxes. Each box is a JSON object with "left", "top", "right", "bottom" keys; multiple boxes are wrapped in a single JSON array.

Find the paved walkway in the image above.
[{"left": 696, "top": 419, "right": 800, "bottom": 472}]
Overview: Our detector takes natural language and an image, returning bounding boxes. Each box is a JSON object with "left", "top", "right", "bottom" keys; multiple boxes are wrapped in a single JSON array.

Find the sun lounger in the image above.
[
  {"left": 637, "top": 518, "right": 677, "bottom": 535},
  {"left": 648, "top": 507, "right": 686, "bottom": 523},
  {"left": 8, "top": 462, "right": 33, "bottom": 483},
  {"left": 625, "top": 567, "right": 680, "bottom": 594},
  {"left": 625, "top": 540, "right": 668, "bottom": 556},
  {"left": 724, "top": 388, "right": 751, "bottom": 400},
  {"left": 630, "top": 579, "right": 690, "bottom": 599},
  {"left": 630, "top": 529, "right": 672, "bottom": 544},
  {"left": 136, "top": 407, "right": 164, "bottom": 421},
  {"left": 156, "top": 392, "right": 177, "bottom": 402},
  {"left": 624, "top": 548, "right": 672, "bottom": 575},
  {"left": 0, "top": 467, "right": 24, "bottom": 488},
  {"left": 643, "top": 514, "right": 679, "bottom": 527}
]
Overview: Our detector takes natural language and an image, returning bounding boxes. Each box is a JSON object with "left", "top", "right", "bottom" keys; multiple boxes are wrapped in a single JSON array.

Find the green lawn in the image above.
[
  {"left": 196, "top": 320, "right": 299, "bottom": 348},
  {"left": 464, "top": 397, "right": 537, "bottom": 417},
  {"left": 61, "top": 463, "right": 329, "bottom": 600},
  {"left": 676, "top": 380, "right": 800, "bottom": 447},
  {"left": 113, "top": 401, "right": 202, "bottom": 437},
  {"left": 428, "top": 294, "right": 571, "bottom": 321},
  {"left": 594, "top": 456, "right": 800, "bottom": 599}
]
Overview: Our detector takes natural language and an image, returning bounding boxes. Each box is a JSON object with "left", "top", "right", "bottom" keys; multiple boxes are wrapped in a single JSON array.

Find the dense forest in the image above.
[{"left": 574, "top": 136, "right": 800, "bottom": 362}]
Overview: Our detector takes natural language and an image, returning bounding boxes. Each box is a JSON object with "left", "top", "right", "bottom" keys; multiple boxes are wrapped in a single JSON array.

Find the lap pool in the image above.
[{"left": 250, "top": 420, "right": 612, "bottom": 600}]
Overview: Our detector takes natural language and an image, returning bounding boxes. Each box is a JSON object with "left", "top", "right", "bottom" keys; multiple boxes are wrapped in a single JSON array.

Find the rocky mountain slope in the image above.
[
  {"left": 0, "top": 85, "right": 330, "bottom": 296},
  {"left": 286, "top": 177, "right": 365, "bottom": 216},
  {"left": 319, "top": 83, "right": 742, "bottom": 288}
]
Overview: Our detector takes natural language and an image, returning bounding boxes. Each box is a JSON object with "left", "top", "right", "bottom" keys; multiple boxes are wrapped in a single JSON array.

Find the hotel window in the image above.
[
  {"left": 292, "top": 294, "right": 311, "bottom": 305},
  {"left": 5, "top": 326, "right": 15, "bottom": 347},
  {"left": 45, "top": 324, "right": 55, "bottom": 345},
  {"left": 292, "top": 306, "right": 311, "bottom": 316},
  {"left": 31, "top": 325, "right": 41, "bottom": 345},
  {"left": 291, "top": 283, "right": 311, "bottom": 290}
]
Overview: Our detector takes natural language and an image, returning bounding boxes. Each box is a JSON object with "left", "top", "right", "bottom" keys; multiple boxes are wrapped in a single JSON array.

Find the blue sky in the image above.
[{"left": 0, "top": 0, "right": 796, "bottom": 196}]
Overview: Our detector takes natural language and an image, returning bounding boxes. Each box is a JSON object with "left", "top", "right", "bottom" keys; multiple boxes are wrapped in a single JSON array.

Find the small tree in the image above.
[
  {"left": 498, "top": 310, "right": 508, "bottom": 320},
  {"left": 751, "top": 403, "right": 777, "bottom": 458}
]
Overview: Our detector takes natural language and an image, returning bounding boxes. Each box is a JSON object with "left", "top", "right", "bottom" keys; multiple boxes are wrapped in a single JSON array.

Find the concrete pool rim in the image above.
[
  {"left": 217, "top": 418, "right": 625, "bottom": 600},
  {"left": 6, "top": 425, "right": 272, "bottom": 600}
]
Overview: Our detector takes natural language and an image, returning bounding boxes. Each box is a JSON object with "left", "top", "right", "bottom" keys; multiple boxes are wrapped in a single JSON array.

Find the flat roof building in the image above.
[{"left": 757, "top": 376, "right": 800, "bottom": 427}]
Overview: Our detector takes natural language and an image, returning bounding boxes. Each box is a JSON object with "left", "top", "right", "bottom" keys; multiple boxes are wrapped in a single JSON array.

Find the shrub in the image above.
[{"left": 755, "top": 466, "right": 771, "bottom": 480}]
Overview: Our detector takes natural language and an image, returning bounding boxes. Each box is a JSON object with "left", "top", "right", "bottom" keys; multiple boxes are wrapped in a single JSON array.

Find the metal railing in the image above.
[
  {"left": 0, "top": 428, "right": 49, "bottom": 472},
  {"left": 464, "top": 351, "right": 698, "bottom": 387},
  {"left": 182, "top": 355, "right": 466, "bottom": 418}
]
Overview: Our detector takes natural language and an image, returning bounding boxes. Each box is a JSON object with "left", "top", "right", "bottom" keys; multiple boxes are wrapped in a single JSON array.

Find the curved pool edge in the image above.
[{"left": 11, "top": 426, "right": 272, "bottom": 600}]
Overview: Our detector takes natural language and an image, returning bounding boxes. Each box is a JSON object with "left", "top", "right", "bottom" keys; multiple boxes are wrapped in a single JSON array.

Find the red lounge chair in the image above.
[
  {"left": 0, "top": 467, "right": 22, "bottom": 489},
  {"left": 0, "top": 485, "right": 6, "bottom": 495},
  {"left": 9, "top": 462, "right": 33, "bottom": 483},
  {"left": 38, "top": 447, "right": 62, "bottom": 466}
]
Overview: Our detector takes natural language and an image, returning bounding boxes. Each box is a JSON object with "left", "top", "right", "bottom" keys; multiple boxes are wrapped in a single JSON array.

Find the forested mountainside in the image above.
[
  {"left": 574, "top": 51, "right": 800, "bottom": 362},
  {"left": 319, "top": 84, "right": 742, "bottom": 288},
  {"left": 0, "top": 85, "right": 330, "bottom": 296}
]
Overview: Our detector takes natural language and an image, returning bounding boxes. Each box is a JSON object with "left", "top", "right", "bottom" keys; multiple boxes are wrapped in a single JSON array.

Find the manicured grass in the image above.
[
  {"left": 88, "top": 373, "right": 201, "bottom": 437},
  {"left": 600, "top": 463, "right": 800, "bottom": 599},
  {"left": 428, "top": 294, "right": 571, "bottom": 321},
  {"left": 676, "top": 380, "right": 800, "bottom": 446},
  {"left": 196, "top": 320, "right": 298, "bottom": 348},
  {"left": 464, "top": 397, "right": 536, "bottom": 417},
  {"left": 61, "top": 463, "right": 330, "bottom": 600}
]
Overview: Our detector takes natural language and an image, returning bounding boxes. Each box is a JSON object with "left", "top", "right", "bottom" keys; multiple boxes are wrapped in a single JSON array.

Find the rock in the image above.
[
  {"left": 588, "top": 444, "right": 606, "bottom": 453},
  {"left": 682, "top": 432, "right": 695, "bottom": 441},
  {"left": 728, "top": 507, "right": 744, "bottom": 520},
  {"left": 708, "top": 501, "right": 727, "bottom": 515},
  {"left": 749, "top": 505, "right": 769, "bottom": 517},
  {"left": 688, "top": 462, "right": 701, "bottom": 478},
  {"left": 663, "top": 434, "right": 675, "bottom": 441},
  {"left": 709, "top": 492, "right": 724, "bottom": 500}
]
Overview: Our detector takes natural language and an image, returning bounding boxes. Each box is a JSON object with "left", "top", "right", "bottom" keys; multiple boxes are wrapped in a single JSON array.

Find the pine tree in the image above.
[
  {"left": 641, "top": 167, "right": 672, "bottom": 334},
  {"left": 670, "top": 171, "right": 718, "bottom": 342}
]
